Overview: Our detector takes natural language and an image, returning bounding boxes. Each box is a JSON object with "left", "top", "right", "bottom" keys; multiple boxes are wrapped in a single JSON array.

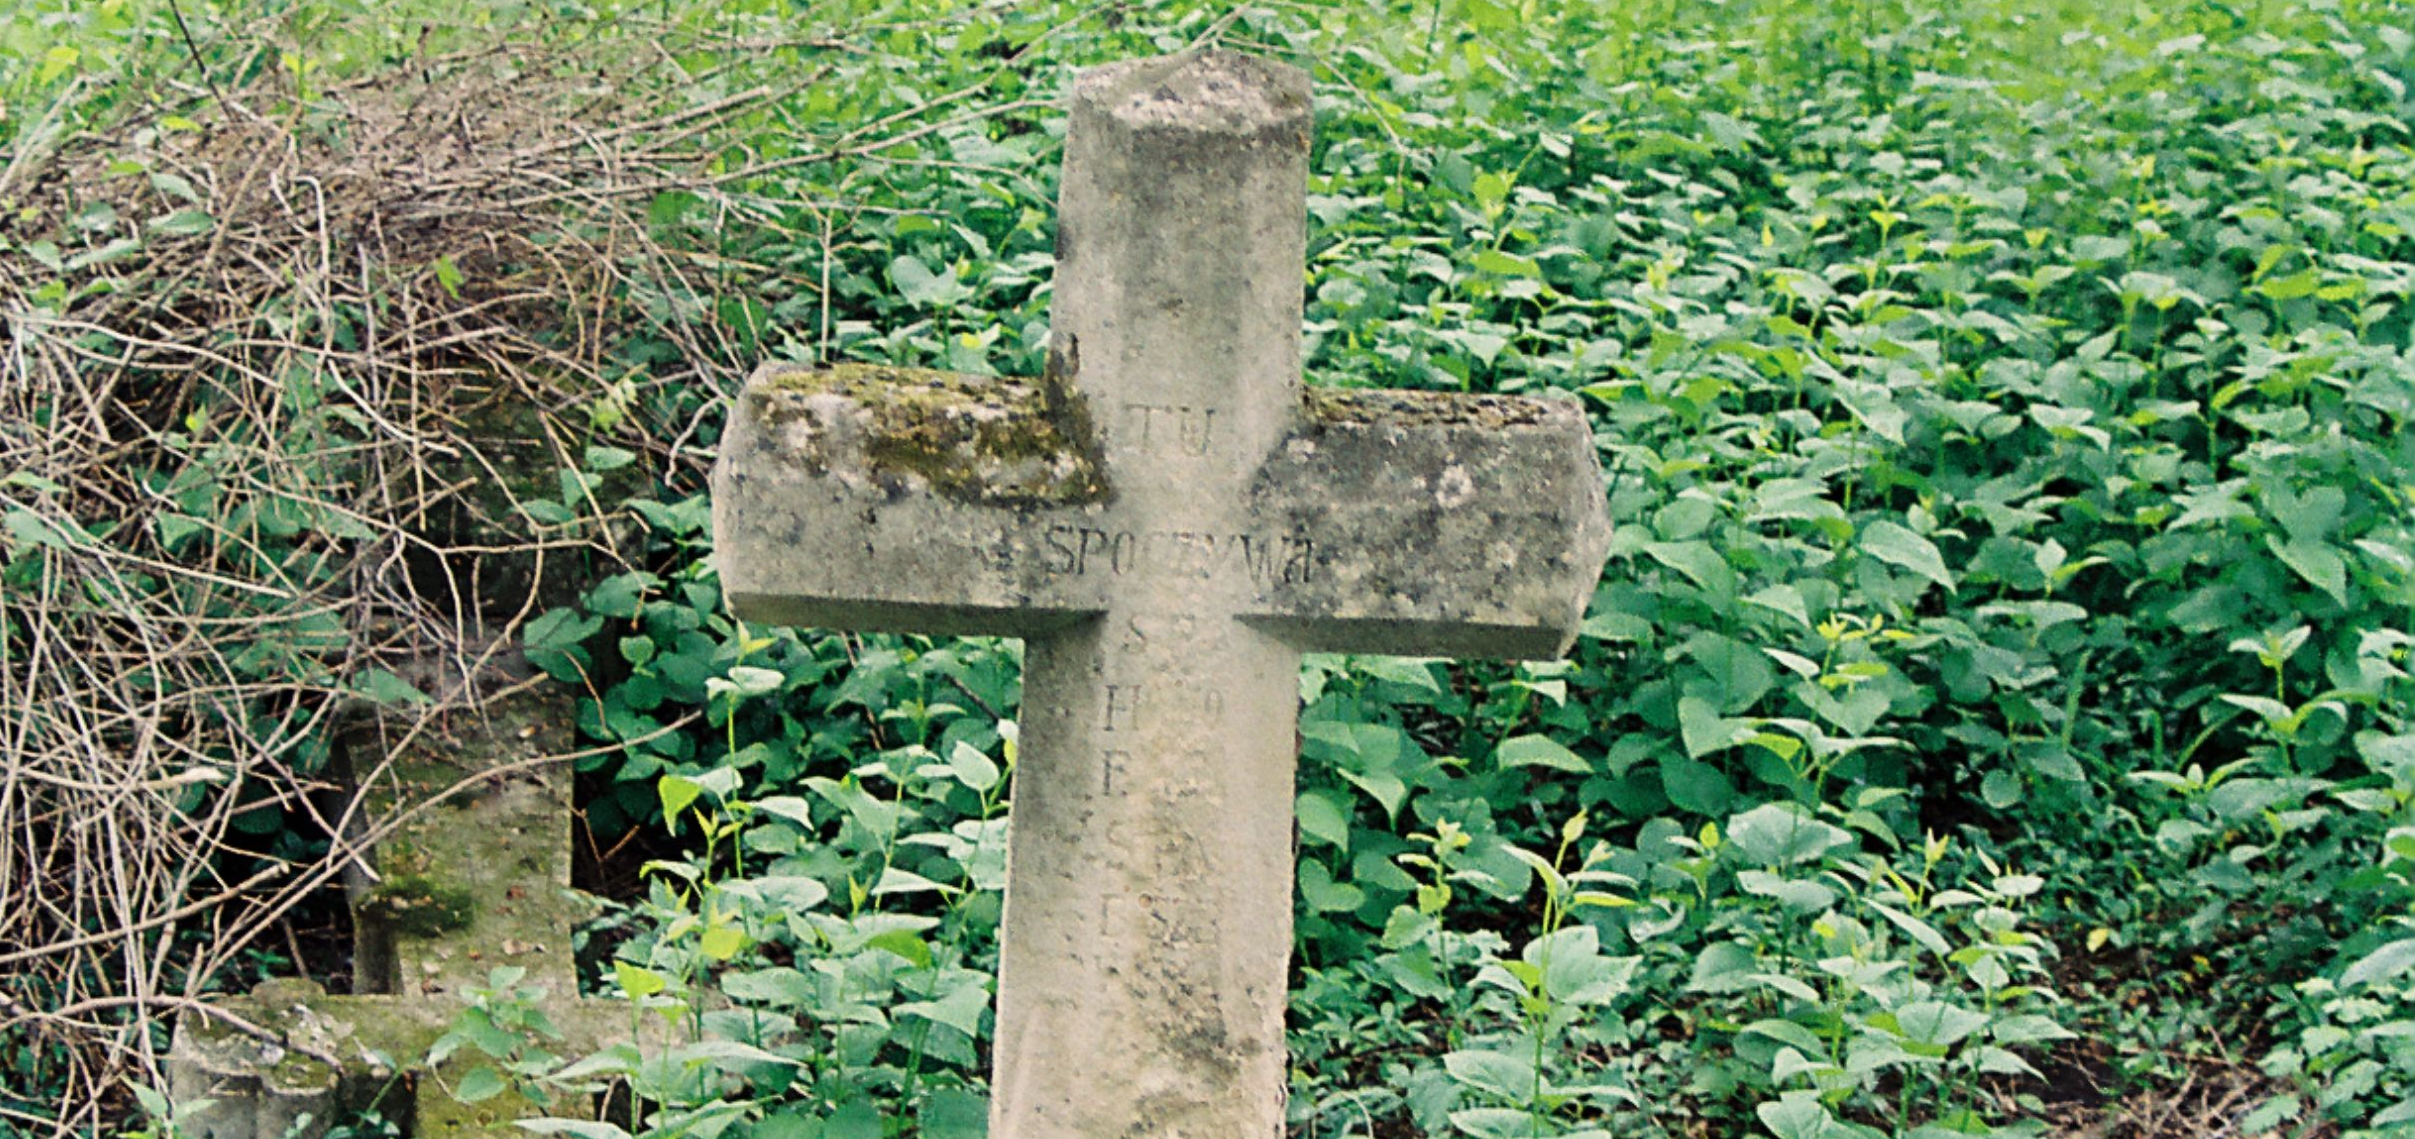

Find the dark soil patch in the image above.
[{"left": 2007, "top": 1046, "right": 2324, "bottom": 1138}]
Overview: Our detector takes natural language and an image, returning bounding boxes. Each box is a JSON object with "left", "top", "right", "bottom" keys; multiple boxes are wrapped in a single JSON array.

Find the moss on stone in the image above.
[
  {"left": 359, "top": 874, "right": 475, "bottom": 936},
  {"left": 752, "top": 362, "right": 1110, "bottom": 506},
  {"left": 267, "top": 1050, "right": 340, "bottom": 1090},
  {"left": 1303, "top": 386, "right": 1554, "bottom": 428}
]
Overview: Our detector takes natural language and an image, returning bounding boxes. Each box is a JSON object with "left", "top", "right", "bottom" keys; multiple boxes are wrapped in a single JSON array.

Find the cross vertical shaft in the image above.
[
  {"left": 993, "top": 53, "right": 1312, "bottom": 1139},
  {"left": 1004, "top": 626, "right": 1300, "bottom": 1138}
]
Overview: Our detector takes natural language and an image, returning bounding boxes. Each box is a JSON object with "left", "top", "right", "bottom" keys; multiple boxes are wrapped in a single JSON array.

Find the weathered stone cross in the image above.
[
  {"left": 170, "top": 689, "right": 631, "bottom": 1139},
  {"left": 712, "top": 51, "right": 1610, "bottom": 1139}
]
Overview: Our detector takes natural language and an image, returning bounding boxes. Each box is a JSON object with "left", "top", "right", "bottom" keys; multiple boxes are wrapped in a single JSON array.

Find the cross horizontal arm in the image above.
[
  {"left": 715, "top": 365, "right": 1612, "bottom": 656},
  {"left": 1243, "top": 388, "right": 1612, "bottom": 659},
  {"left": 712, "top": 363, "right": 1118, "bottom": 638}
]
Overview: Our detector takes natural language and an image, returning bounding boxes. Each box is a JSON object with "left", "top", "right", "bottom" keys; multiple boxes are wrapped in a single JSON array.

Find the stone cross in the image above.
[
  {"left": 711, "top": 51, "right": 1611, "bottom": 1139},
  {"left": 171, "top": 689, "right": 627, "bottom": 1139}
]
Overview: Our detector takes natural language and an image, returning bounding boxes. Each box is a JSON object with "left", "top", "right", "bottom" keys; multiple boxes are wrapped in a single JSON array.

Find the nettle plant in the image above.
[
  {"left": 1630, "top": 808, "right": 2068, "bottom": 1139},
  {"left": 1288, "top": 777, "right": 2070, "bottom": 1139},
  {"left": 434, "top": 675, "right": 1014, "bottom": 1139},
  {"left": 2259, "top": 639, "right": 2415, "bottom": 1134},
  {"left": 1404, "top": 814, "right": 1644, "bottom": 1139},
  {"left": 1711, "top": 827, "right": 2070, "bottom": 1139},
  {"left": 596, "top": 686, "right": 1009, "bottom": 1138}
]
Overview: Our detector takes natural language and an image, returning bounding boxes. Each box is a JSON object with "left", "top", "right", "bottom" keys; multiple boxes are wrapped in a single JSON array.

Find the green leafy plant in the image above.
[{"left": 428, "top": 967, "right": 573, "bottom": 1112}]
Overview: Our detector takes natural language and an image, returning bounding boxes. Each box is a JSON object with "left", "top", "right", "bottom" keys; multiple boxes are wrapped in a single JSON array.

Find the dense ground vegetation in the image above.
[{"left": 5, "top": 0, "right": 2414, "bottom": 1136}]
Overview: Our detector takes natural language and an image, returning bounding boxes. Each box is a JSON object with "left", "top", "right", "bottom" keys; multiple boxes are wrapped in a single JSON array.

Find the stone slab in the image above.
[{"left": 713, "top": 365, "right": 1610, "bottom": 658}]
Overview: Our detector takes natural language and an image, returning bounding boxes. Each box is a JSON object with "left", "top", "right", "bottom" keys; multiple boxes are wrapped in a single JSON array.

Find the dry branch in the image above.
[{"left": 0, "top": 19, "right": 1033, "bottom": 1130}]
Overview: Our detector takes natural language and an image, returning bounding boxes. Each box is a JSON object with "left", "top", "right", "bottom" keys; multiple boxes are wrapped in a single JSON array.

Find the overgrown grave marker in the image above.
[
  {"left": 711, "top": 51, "right": 1612, "bottom": 1139},
  {"left": 169, "top": 689, "right": 637, "bottom": 1139}
]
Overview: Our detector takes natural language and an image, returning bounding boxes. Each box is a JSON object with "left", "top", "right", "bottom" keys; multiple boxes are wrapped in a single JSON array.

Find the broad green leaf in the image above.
[
  {"left": 1688, "top": 941, "right": 1757, "bottom": 993},
  {"left": 1980, "top": 771, "right": 2023, "bottom": 809},
  {"left": 145, "top": 209, "right": 214, "bottom": 237},
  {"left": 2255, "top": 267, "right": 2321, "bottom": 300},
  {"left": 65, "top": 237, "right": 143, "bottom": 271},
  {"left": 872, "top": 867, "right": 956, "bottom": 897},
  {"left": 891, "top": 254, "right": 969, "bottom": 307},
  {"left": 612, "top": 961, "right": 667, "bottom": 999},
  {"left": 1678, "top": 696, "right": 1751, "bottom": 759},
  {"left": 897, "top": 982, "right": 990, "bottom": 1038},
  {"left": 521, "top": 607, "right": 600, "bottom": 681},
  {"left": 1726, "top": 804, "right": 1852, "bottom": 866},
  {"left": 2342, "top": 938, "right": 2415, "bottom": 989},
  {"left": 454, "top": 1066, "right": 507, "bottom": 1104},
  {"left": 1868, "top": 902, "right": 1951, "bottom": 956},
  {"left": 1889, "top": 1001, "right": 1989, "bottom": 1047},
  {"left": 698, "top": 923, "right": 747, "bottom": 961},
  {"left": 350, "top": 668, "right": 430, "bottom": 707},
  {"left": 863, "top": 929, "right": 934, "bottom": 969},
  {"left": 1662, "top": 754, "right": 1735, "bottom": 815},
  {"left": 37, "top": 46, "right": 79, "bottom": 86},
  {"left": 1991, "top": 1014, "right": 2076, "bottom": 1045},
  {"left": 584, "top": 445, "right": 638, "bottom": 473},
  {"left": 745, "top": 874, "right": 830, "bottom": 913},
  {"left": 1448, "top": 1108, "right": 1535, "bottom": 1139},
  {"left": 826, "top": 1100, "right": 884, "bottom": 1139},
  {"left": 1298, "top": 857, "right": 1364, "bottom": 912},
  {"left": 1743, "top": 1018, "right": 1828, "bottom": 1054},
  {"left": 723, "top": 664, "right": 785, "bottom": 699},
  {"left": 1859, "top": 521, "right": 1955, "bottom": 592},
  {"left": 1471, "top": 249, "right": 1539, "bottom": 278},
  {"left": 1443, "top": 1049, "right": 1535, "bottom": 1101},
  {"left": 920, "top": 1089, "right": 989, "bottom": 1139},
  {"left": 1496, "top": 734, "right": 1588, "bottom": 772},
  {"left": 4, "top": 508, "right": 94, "bottom": 551},
  {"left": 2266, "top": 536, "right": 2349, "bottom": 606},
  {"left": 949, "top": 740, "right": 1001, "bottom": 792},
  {"left": 1739, "top": 869, "right": 1838, "bottom": 911},
  {"left": 1757, "top": 1095, "right": 1840, "bottom": 1139},
  {"left": 1744, "top": 584, "right": 1812, "bottom": 629},
  {"left": 1296, "top": 789, "right": 1352, "bottom": 850},
  {"left": 2358, "top": 733, "right": 2415, "bottom": 778},
  {"left": 658, "top": 774, "right": 703, "bottom": 829},
  {"left": 1644, "top": 540, "right": 1735, "bottom": 595},
  {"left": 1354, "top": 655, "right": 1444, "bottom": 694}
]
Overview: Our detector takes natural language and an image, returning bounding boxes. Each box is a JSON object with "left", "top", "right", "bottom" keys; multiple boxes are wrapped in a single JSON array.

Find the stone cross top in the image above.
[
  {"left": 713, "top": 51, "right": 1611, "bottom": 1139},
  {"left": 171, "top": 690, "right": 638, "bottom": 1139}
]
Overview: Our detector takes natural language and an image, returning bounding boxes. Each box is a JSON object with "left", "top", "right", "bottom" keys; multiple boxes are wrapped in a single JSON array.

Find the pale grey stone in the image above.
[{"left": 713, "top": 49, "right": 1610, "bottom": 1139}]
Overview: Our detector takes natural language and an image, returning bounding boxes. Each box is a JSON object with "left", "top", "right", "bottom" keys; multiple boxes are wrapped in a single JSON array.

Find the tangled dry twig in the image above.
[{"left": 0, "top": 20, "right": 1040, "bottom": 1130}]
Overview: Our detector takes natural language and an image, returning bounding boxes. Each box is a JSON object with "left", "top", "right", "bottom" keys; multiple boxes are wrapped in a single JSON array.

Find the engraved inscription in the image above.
[
  {"left": 1102, "top": 684, "right": 1143, "bottom": 733},
  {"left": 1046, "top": 525, "right": 1142, "bottom": 577},
  {"left": 1092, "top": 680, "right": 1228, "bottom": 736},
  {"left": 1121, "top": 402, "right": 1220, "bottom": 457},
  {"left": 1122, "top": 613, "right": 1230, "bottom": 652},
  {"left": 1039, "top": 525, "right": 1315, "bottom": 584}
]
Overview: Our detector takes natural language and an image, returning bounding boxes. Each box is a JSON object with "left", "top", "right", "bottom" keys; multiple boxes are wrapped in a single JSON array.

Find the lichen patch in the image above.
[
  {"left": 750, "top": 363, "right": 1111, "bottom": 506},
  {"left": 1302, "top": 385, "right": 1556, "bottom": 428},
  {"left": 357, "top": 874, "right": 475, "bottom": 936}
]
